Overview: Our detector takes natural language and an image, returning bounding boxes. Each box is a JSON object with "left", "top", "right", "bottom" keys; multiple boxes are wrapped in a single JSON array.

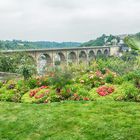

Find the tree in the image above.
[
  {"left": 0, "top": 53, "right": 15, "bottom": 72},
  {"left": 0, "top": 52, "right": 37, "bottom": 80},
  {"left": 15, "top": 53, "right": 37, "bottom": 80}
]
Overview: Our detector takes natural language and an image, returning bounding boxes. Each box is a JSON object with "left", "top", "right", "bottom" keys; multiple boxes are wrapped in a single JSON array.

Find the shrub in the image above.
[
  {"left": 104, "top": 73, "right": 114, "bottom": 83},
  {"left": 16, "top": 80, "right": 30, "bottom": 95},
  {"left": 122, "top": 82, "right": 139, "bottom": 101},
  {"left": 27, "top": 78, "right": 38, "bottom": 89},
  {"left": 21, "top": 86, "right": 49, "bottom": 103},
  {"left": 5, "top": 80, "right": 16, "bottom": 90},
  {"left": 76, "top": 88, "right": 90, "bottom": 97},
  {"left": 48, "top": 69, "right": 73, "bottom": 89},
  {"left": 113, "top": 76, "right": 125, "bottom": 85},
  {"left": 114, "top": 82, "right": 139, "bottom": 102},
  {"left": 0, "top": 88, "right": 17, "bottom": 102},
  {"left": 0, "top": 81, "right": 3, "bottom": 88},
  {"left": 60, "top": 88, "right": 73, "bottom": 99}
]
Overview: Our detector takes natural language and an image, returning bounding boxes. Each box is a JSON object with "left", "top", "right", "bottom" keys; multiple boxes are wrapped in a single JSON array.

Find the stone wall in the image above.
[{"left": 0, "top": 72, "right": 21, "bottom": 81}]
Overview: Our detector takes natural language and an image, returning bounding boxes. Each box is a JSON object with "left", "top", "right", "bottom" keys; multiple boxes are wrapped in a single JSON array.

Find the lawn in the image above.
[{"left": 0, "top": 101, "right": 140, "bottom": 140}]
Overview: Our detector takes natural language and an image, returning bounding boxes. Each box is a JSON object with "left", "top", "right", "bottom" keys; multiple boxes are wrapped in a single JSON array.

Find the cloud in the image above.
[{"left": 0, "top": 0, "right": 140, "bottom": 41}]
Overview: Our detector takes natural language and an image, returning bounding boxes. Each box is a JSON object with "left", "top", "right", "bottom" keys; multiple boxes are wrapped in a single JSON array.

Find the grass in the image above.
[{"left": 0, "top": 101, "right": 140, "bottom": 140}]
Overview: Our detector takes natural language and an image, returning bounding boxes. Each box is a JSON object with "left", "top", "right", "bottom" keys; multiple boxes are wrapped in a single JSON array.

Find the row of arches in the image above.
[
  {"left": 39, "top": 49, "right": 109, "bottom": 64},
  {"left": 37, "top": 49, "right": 109, "bottom": 68}
]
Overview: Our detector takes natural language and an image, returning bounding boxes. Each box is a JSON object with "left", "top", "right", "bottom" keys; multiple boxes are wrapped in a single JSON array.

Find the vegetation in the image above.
[
  {"left": 0, "top": 32, "right": 140, "bottom": 50},
  {"left": 0, "top": 40, "right": 81, "bottom": 50},
  {"left": 1, "top": 101, "right": 140, "bottom": 140},
  {"left": 81, "top": 34, "right": 120, "bottom": 47},
  {"left": 0, "top": 51, "right": 139, "bottom": 104},
  {"left": 0, "top": 38, "right": 140, "bottom": 139},
  {"left": 124, "top": 33, "right": 140, "bottom": 52},
  {"left": 0, "top": 53, "right": 37, "bottom": 79}
]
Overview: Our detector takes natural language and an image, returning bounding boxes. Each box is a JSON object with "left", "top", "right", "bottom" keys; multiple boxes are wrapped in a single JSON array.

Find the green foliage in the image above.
[
  {"left": 0, "top": 52, "right": 36, "bottom": 79},
  {"left": 95, "top": 57, "right": 136, "bottom": 75},
  {"left": 0, "top": 53, "right": 16, "bottom": 72},
  {"left": 26, "top": 78, "right": 38, "bottom": 89},
  {"left": 123, "top": 82, "right": 139, "bottom": 96},
  {"left": 81, "top": 34, "right": 120, "bottom": 47},
  {"left": 0, "top": 54, "right": 140, "bottom": 103},
  {"left": 76, "top": 88, "right": 89, "bottom": 97},
  {"left": 114, "top": 82, "right": 139, "bottom": 101},
  {"left": 124, "top": 36, "right": 140, "bottom": 51},
  {"left": 104, "top": 73, "right": 114, "bottom": 83},
  {"left": 121, "top": 51, "right": 138, "bottom": 61},
  {"left": 1, "top": 101, "right": 140, "bottom": 140},
  {"left": 0, "top": 81, "right": 3, "bottom": 88},
  {"left": 15, "top": 53, "right": 37, "bottom": 80},
  {"left": 0, "top": 79, "right": 30, "bottom": 102},
  {"left": 0, "top": 87, "right": 17, "bottom": 102},
  {"left": 21, "top": 91, "right": 37, "bottom": 103},
  {"left": 113, "top": 76, "right": 125, "bottom": 85},
  {"left": 124, "top": 70, "right": 140, "bottom": 89},
  {"left": 48, "top": 69, "right": 73, "bottom": 89},
  {"left": 0, "top": 40, "right": 81, "bottom": 50}
]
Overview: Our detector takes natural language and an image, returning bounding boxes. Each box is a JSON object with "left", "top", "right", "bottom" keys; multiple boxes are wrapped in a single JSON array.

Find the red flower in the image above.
[
  {"left": 96, "top": 86, "right": 115, "bottom": 96},
  {"left": 83, "top": 97, "right": 90, "bottom": 101},
  {"left": 107, "top": 87, "right": 114, "bottom": 93},
  {"left": 35, "top": 94, "right": 45, "bottom": 99},
  {"left": 29, "top": 90, "right": 38, "bottom": 97},
  {"left": 40, "top": 86, "right": 48, "bottom": 89}
]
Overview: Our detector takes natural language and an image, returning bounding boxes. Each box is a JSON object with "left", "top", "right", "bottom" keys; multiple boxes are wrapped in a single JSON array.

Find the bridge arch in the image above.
[
  {"left": 104, "top": 49, "right": 109, "bottom": 56},
  {"left": 28, "top": 53, "right": 37, "bottom": 63},
  {"left": 79, "top": 51, "right": 87, "bottom": 63},
  {"left": 54, "top": 52, "right": 66, "bottom": 65},
  {"left": 37, "top": 53, "right": 52, "bottom": 71},
  {"left": 97, "top": 50, "right": 102, "bottom": 56},
  {"left": 88, "top": 50, "right": 95, "bottom": 61},
  {"left": 68, "top": 52, "right": 77, "bottom": 63}
]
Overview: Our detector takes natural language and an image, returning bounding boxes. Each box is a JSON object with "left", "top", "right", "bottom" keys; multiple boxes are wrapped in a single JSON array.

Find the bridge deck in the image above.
[{"left": 1, "top": 46, "right": 110, "bottom": 53}]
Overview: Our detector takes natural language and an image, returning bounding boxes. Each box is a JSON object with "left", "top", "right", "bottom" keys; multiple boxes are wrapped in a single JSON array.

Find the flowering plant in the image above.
[
  {"left": 29, "top": 86, "right": 49, "bottom": 98},
  {"left": 96, "top": 86, "right": 115, "bottom": 96}
]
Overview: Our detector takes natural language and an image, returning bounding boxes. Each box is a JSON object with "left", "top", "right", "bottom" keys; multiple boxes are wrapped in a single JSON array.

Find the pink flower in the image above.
[{"left": 96, "top": 86, "right": 115, "bottom": 96}]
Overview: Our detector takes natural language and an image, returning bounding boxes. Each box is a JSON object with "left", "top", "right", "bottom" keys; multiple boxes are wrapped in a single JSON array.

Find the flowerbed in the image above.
[{"left": 0, "top": 56, "right": 140, "bottom": 104}]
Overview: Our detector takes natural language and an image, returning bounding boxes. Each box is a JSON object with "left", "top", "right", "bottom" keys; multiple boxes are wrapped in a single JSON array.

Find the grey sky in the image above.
[{"left": 0, "top": 0, "right": 140, "bottom": 42}]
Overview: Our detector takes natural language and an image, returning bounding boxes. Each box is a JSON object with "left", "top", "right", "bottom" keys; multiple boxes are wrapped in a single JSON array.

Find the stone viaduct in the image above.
[{"left": 2, "top": 46, "right": 120, "bottom": 71}]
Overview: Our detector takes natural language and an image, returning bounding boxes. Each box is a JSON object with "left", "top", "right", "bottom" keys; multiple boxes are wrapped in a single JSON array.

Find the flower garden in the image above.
[
  {"left": 0, "top": 56, "right": 139, "bottom": 104},
  {"left": 0, "top": 54, "right": 140, "bottom": 140}
]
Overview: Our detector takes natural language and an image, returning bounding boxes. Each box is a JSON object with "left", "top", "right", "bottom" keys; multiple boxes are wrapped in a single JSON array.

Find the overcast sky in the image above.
[{"left": 0, "top": 0, "right": 140, "bottom": 42}]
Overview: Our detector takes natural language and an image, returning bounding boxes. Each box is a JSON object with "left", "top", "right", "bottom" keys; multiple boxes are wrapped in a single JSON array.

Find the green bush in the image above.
[
  {"left": 48, "top": 69, "right": 73, "bottom": 89},
  {"left": 48, "top": 90, "right": 61, "bottom": 102},
  {"left": 123, "top": 82, "right": 139, "bottom": 100},
  {"left": 104, "top": 73, "right": 114, "bottom": 83},
  {"left": 0, "top": 87, "right": 17, "bottom": 102},
  {"left": 113, "top": 76, "right": 125, "bottom": 85},
  {"left": 95, "top": 57, "right": 136, "bottom": 75},
  {"left": 21, "top": 87, "right": 59, "bottom": 104},
  {"left": 76, "top": 88, "right": 89, "bottom": 97},
  {"left": 0, "top": 81, "right": 3, "bottom": 88},
  {"left": 16, "top": 80, "right": 30, "bottom": 94},
  {"left": 26, "top": 78, "right": 38, "bottom": 89},
  {"left": 114, "top": 82, "right": 139, "bottom": 101}
]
